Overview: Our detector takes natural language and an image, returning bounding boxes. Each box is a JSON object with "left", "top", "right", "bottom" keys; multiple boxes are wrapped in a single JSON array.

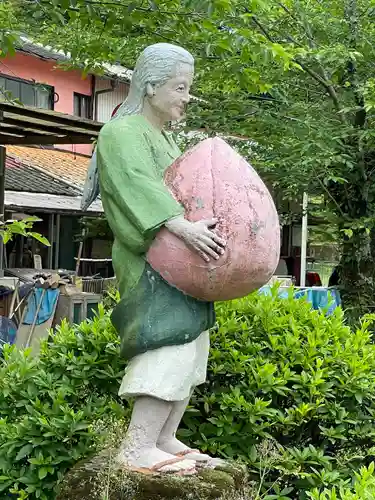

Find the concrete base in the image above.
[{"left": 57, "top": 448, "right": 249, "bottom": 500}]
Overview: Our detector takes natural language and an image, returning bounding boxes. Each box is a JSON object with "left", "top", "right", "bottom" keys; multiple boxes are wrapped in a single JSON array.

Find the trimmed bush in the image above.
[
  {"left": 0, "top": 305, "right": 126, "bottom": 499},
  {"left": 307, "top": 462, "right": 375, "bottom": 499},
  {"left": 2, "top": 289, "right": 375, "bottom": 498},
  {"left": 180, "top": 289, "right": 375, "bottom": 498}
]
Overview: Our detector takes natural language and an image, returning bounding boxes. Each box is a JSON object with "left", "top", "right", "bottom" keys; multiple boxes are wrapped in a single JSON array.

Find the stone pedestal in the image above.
[{"left": 57, "top": 449, "right": 249, "bottom": 500}]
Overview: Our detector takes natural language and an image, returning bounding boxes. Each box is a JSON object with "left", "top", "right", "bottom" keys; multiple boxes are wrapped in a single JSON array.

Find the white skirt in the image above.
[{"left": 118, "top": 330, "right": 210, "bottom": 401}]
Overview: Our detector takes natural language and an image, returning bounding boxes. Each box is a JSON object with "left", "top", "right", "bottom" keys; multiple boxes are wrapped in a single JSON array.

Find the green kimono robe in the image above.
[
  {"left": 97, "top": 114, "right": 183, "bottom": 297},
  {"left": 97, "top": 114, "right": 215, "bottom": 360}
]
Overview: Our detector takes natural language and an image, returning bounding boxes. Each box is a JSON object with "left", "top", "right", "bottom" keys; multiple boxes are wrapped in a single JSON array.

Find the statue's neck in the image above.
[{"left": 141, "top": 100, "right": 166, "bottom": 132}]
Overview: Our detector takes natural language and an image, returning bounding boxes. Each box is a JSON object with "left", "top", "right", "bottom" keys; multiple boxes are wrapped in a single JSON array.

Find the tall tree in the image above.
[{"left": 3, "top": 0, "right": 375, "bottom": 315}]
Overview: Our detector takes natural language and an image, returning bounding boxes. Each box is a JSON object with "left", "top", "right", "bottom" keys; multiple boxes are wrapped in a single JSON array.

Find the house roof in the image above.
[
  {"left": 5, "top": 154, "right": 80, "bottom": 196},
  {"left": 20, "top": 41, "right": 70, "bottom": 63},
  {"left": 6, "top": 145, "right": 89, "bottom": 192},
  {"left": 19, "top": 38, "right": 133, "bottom": 82},
  {"left": 4, "top": 146, "right": 104, "bottom": 214}
]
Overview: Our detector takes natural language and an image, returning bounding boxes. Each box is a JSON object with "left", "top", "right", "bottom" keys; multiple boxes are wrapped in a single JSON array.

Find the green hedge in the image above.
[
  {"left": 181, "top": 289, "right": 375, "bottom": 498},
  {"left": 0, "top": 306, "right": 126, "bottom": 499},
  {"left": 2, "top": 290, "right": 375, "bottom": 498}
]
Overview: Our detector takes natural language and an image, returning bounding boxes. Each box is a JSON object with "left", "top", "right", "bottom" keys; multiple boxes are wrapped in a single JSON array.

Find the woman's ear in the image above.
[{"left": 146, "top": 82, "right": 155, "bottom": 98}]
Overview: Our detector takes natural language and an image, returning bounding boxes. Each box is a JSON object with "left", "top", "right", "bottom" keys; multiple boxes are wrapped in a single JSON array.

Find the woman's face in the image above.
[{"left": 150, "top": 62, "right": 194, "bottom": 122}]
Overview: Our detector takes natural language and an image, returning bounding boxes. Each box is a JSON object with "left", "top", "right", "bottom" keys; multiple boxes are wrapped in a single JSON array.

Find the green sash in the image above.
[{"left": 111, "top": 264, "right": 215, "bottom": 361}]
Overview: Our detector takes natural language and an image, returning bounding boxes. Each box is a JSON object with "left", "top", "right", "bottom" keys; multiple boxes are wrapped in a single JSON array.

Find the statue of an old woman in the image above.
[{"left": 88, "top": 43, "right": 226, "bottom": 475}]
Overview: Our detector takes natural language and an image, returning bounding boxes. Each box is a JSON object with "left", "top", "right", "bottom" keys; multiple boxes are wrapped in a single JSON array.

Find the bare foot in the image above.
[
  {"left": 157, "top": 437, "right": 211, "bottom": 463},
  {"left": 116, "top": 446, "right": 197, "bottom": 474}
]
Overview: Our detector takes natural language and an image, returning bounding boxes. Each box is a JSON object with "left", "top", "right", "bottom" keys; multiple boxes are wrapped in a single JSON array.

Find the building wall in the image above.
[
  {"left": 0, "top": 52, "right": 93, "bottom": 155},
  {"left": 94, "top": 77, "right": 129, "bottom": 122}
]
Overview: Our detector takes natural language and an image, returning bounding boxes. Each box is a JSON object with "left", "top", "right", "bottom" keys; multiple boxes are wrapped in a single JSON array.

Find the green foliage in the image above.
[
  {"left": 3, "top": 291, "right": 375, "bottom": 497},
  {"left": 0, "top": 2, "right": 18, "bottom": 58},
  {"left": 102, "top": 284, "right": 120, "bottom": 311},
  {"left": 78, "top": 215, "right": 113, "bottom": 242},
  {"left": 307, "top": 462, "right": 375, "bottom": 499},
  {"left": 179, "top": 290, "right": 375, "bottom": 498},
  {"left": 0, "top": 217, "right": 50, "bottom": 246},
  {"left": 0, "top": 305, "right": 126, "bottom": 499},
  {"left": 4, "top": 0, "right": 375, "bottom": 305}
]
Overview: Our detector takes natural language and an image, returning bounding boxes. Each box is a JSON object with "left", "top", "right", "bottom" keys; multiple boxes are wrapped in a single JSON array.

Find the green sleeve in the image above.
[{"left": 97, "top": 121, "right": 183, "bottom": 236}]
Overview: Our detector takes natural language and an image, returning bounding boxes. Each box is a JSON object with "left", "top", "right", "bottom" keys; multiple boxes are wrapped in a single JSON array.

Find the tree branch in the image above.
[
  {"left": 277, "top": 1, "right": 317, "bottom": 47},
  {"left": 284, "top": 34, "right": 304, "bottom": 48},
  {"left": 275, "top": 3, "right": 344, "bottom": 111},
  {"left": 268, "top": 3, "right": 343, "bottom": 118},
  {"left": 295, "top": 61, "right": 342, "bottom": 114},
  {"left": 251, "top": 14, "right": 343, "bottom": 117},
  {"left": 315, "top": 175, "right": 346, "bottom": 218},
  {"left": 64, "top": 0, "right": 201, "bottom": 17},
  {"left": 251, "top": 16, "right": 276, "bottom": 42},
  {"left": 345, "top": 0, "right": 366, "bottom": 128}
]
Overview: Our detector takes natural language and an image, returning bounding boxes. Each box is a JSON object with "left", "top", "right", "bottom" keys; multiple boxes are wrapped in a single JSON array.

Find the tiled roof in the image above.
[
  {"left": 19, "top": 41, "right": 70, "bottom": 63},
  {"left": 6, "top": 146, "right": 89, "bottom": 192},
  {"left": 5, "top": 155, "right": 79, "bottom": 196},
  {"left": 3, "top": 146, "right": 105, "bottom": 214}
]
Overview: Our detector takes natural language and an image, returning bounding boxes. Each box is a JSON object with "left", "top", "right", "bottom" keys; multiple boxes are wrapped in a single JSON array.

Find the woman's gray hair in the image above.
[
  {"left": 81, "top": 43, "right": 193, "bottom": 211},
  {"left": 114, "top": 43, "right": 194, "bottom": 117}
]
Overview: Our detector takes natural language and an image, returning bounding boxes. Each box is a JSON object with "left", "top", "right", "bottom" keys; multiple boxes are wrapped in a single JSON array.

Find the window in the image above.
[
  {"left": 0, "top": 74, "right": 53, "bottom": 109},
  {"left": 74, "top": 93, "right": 91, "bottom": 119}
]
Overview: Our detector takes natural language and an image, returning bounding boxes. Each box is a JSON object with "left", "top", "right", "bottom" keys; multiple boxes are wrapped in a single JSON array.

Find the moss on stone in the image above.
[{"left": 57, "top": 448, "right": 249, "bottom": 500}]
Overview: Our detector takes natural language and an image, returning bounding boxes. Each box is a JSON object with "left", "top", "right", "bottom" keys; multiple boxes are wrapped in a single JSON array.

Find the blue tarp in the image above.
[
  {"left": 259, "top": 286, "right": 341, "bottom": 315},
  {"left": 23, "top": 288, "right": 60, "bottom": 325}
]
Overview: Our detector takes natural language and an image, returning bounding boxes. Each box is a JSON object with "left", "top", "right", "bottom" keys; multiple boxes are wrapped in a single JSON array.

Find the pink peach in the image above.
[{"left": 147, "top": 137, "right": 280, "bottom": 301}]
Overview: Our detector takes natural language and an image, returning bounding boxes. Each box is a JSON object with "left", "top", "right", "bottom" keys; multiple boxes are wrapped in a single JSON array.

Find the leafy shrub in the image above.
[
  {"left": 0, "top": 305, "right": 126, "bottom": 499},
  {"left": 307, "top": 462, "right": 375, "bottom": 499},
  {"left": 3, "top": 289, "right": 375, "bottom": 499},
  {"left": 101, "top": 285, "right": 120, "bottom": 312},
  {"left": 180, "top": 289, "right": 375, "bottom": 499}
]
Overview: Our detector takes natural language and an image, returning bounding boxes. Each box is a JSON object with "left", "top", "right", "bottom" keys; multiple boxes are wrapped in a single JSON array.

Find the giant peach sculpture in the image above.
[{"left": 147, "top": 137, "right": 280, "bottom": 301}]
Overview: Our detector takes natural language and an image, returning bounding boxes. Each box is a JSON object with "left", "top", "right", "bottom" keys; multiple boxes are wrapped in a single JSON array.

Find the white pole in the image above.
[{"left": 300, "top": 192, "right": 308, "bottom": 287}]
